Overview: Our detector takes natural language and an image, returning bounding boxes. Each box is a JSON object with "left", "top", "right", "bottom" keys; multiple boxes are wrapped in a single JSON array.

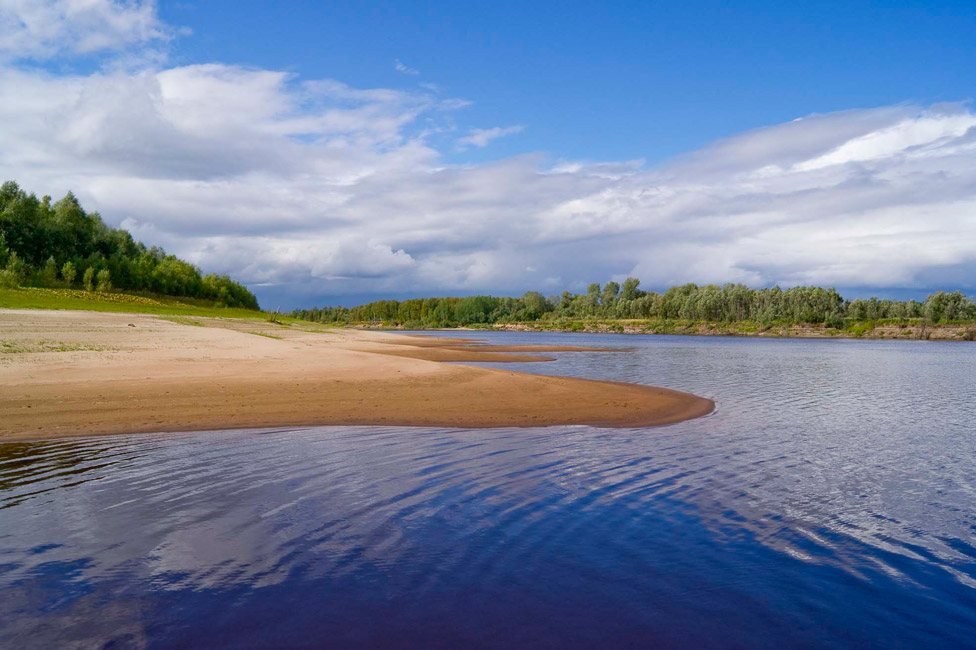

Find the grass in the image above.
[
  {"left": 246, "top": 331, "right": 283, "bottom": 339},
  {"left": 159, "top": 315, "right": 204, "bottom": 327},
  {"left": 846, "top": 321, "right": 876, "bottom": 337},
  {"left": 0, "top": 287, "right": 343, "bottom": 343},
  {"left": 0, "top": 286, "right": 267, "bottom": 319},
  {"left": 0, "top": 338, "right": 113, "bottom": 354}
]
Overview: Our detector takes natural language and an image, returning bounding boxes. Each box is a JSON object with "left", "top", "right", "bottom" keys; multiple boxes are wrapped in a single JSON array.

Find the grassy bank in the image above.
[{"left": 0, "top": 286, "right": 270, "bottom": 320}]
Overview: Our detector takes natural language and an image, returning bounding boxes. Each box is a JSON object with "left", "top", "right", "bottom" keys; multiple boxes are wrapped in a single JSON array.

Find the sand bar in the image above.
[{"left": 0, "top": 309, "right": 714, "bottom": 441}]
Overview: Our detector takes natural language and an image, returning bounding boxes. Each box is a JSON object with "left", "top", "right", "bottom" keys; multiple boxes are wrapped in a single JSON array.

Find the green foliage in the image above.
[
  {"left": 620, "top": 277, "right": 641, "bottom": 301},
  {"left": 82, "top": 266, "right": 95, "bottom": 291},
  {"left": 520, "top": 291, "right": 550, "bottom": 319},
  {"left": 586, "top": 283, "right": 601, "bottom": 309},
  {"left": 39, "top": 256, "right": 58, "bottom": 286},
  {"left": 96, "top": 269, "right": 112, "bottom": 292},
  {"left": 825, "top": 310, "right": 845, "bottom": 330},
  {"left": 922, "top": 290, "right": 976, "bottom": 322},
  {"left": 846, "top": 321, "right": 876, "bottom": 337},
  {"left": 601, "top": 281, "right": 620, "bottom": 306},
  {"left": 61, "top": 261, "right": 76, "bottom": 285},
  {"left": 0, "top": 250, "right": 26, "bottom": 287},
  {"left": 0, "top": 180, "right": 258, "bottom": 309},
  {"left": 0, "top": 269, "right": 17, "bottom": 288},
  {"left": 292, "top": 281, "right": 976, "bottom": 329},
  {"left": 455, "top": 296, "right": 495, "bottom": 324}
]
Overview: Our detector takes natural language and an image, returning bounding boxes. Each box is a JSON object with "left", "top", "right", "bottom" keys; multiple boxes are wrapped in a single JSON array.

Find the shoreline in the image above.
[
  {"left": 350, "top": 320, "right": 976, "bottom": 341},
  {"left": 0, "top": 309, "right": 714, "bottom": 442}
]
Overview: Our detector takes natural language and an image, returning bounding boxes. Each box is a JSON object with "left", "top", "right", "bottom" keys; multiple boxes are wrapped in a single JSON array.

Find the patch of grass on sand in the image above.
[
  {"left": 246, "top": 331, "right": 283, "bottom": 339},
  {"left": 0, "top": 338, "right": 113, "bottom": 354},
  {"left": 160, "top": 315, "right": 204, "bottom": 327},
  {"left": 0, "top": 287, "right": 267, "bottom": 319}
]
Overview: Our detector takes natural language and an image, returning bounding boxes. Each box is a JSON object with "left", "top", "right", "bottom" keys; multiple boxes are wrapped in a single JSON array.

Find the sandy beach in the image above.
[{"left": 0, "top": 309, "right": 714, "bottom": 441}]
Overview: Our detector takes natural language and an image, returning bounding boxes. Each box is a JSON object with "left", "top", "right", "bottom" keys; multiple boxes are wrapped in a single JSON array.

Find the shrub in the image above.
[
  {"left": 825, "top": 311, "right": 845, "bottom": 329},
  {"left": 61, "top": 261, "right": 77, "bottom": 285},
  {"left": 39, "top": 256, "right": 58, "bottom": 286},
  {"left": 3, "top": 251, "right": 25, "bottom": 286},
  {"left": 847, "top": 321, "right": 876, "bottom": 337},
  {"left": 96, "top": 269, "right": 112, "bottom": 292},
  {"left": 0, "top": 269, "right": 18, "bottom": 288},
  {"left": 82, "top": 267, "right": 95, "bottom": 291}
]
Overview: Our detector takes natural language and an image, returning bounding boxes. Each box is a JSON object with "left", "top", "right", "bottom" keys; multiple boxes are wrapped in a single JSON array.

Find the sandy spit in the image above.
[{"left": 0, "top": 309, "right": 714, "bottom": 441}]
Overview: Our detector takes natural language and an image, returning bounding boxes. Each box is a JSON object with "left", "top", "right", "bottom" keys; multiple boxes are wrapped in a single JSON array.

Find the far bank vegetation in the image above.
[{"left": 293, "top": 281, "right": 976, "bottom": 341}]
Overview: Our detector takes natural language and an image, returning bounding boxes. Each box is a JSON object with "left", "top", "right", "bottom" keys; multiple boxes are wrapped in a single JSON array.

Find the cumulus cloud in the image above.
[
  {"left": 457, "top": 124, "right": 525, "bottom": 149},
  {"left": 0, "top": 0, "right": 172, "bottom": 60},
  {"left": 1, "top": 3, "right": 976, "bottom": 308}
]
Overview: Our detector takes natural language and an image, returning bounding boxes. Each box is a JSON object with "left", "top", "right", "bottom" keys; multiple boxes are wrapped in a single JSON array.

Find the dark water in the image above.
[{"left": 2, "top": 333, "right": 975, "bottom": 649}]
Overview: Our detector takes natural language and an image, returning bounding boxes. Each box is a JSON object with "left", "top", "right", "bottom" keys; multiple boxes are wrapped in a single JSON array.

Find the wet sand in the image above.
[{"left": 0, "top": 309, "right": 714, "bottom": 441}]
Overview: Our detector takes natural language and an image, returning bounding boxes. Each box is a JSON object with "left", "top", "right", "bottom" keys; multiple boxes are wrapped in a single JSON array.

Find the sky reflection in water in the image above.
[{"left": 2, "top": 333, "right": 975, "bottom": 649}]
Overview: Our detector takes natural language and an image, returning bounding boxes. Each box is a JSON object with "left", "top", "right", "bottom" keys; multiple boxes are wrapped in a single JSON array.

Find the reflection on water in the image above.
[{"left": 2, "top": 333, "right": 975, "bottom": 649}]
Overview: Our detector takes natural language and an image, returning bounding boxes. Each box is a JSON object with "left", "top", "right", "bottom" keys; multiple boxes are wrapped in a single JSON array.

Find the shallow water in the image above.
[{"left": 2, "top": 332, "right": 975, "bottom": 649}]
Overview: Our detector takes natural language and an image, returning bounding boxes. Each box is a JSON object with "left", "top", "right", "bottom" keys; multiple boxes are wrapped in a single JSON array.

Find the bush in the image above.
[
  {"left": 825, "top": 311, "right": 845, "bottom": 329},
  {"left": 3, "top": 251, "right": 25, "bottom": 286},
  {"left": 61, "top": 261, "right": 76, "bottom": 285},
  {"left": 96, "top": 269, "right": 112, "bottom": 292},
  {"left": 39, "top": 256, "right": 58, "bottom": 286},
  {"left": 82, "top": 267, "right": 95, "bottom": 291},
  {"left": 0, "top": 269, "right": 19, "bottom": 288},
  {"left": 847, "top": 321, "right": 875, "bottom": 337}
]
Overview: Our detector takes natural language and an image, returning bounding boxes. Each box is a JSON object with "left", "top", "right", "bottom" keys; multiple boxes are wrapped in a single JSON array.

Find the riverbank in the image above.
[
  {"left": 352, "top": 318, "right": 976, "bottom": 341},
  {"left": 0, "top": 310, "right": 713, "bottom": 441}
]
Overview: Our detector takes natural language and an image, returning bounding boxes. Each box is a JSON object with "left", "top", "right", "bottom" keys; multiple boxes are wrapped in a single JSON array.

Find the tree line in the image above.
[
  {"left": 0, "top": 181, "right": 258, "bottom": 309},
  {"left": 293, "top": 280, "right": 976, "bottom": 328}
]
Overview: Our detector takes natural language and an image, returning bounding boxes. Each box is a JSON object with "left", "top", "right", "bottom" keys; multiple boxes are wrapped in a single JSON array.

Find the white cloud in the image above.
[
  {"left": 1, "top": 2, "right": 975, "bottom": 307},
  {"left": 394, "top": 59, "right": 418, "bottom": 75},
  {"left": 457, "top": 125, "right": 525, "bottom": 149},
  {"left": 0, "top": 0, "right": 172, "bottom": 60},
  {"left": 4, "top": 57, "right": 976, "bottom": 306}
]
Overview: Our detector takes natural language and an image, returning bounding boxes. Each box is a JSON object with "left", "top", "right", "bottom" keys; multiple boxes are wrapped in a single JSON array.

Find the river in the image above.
[{"left": 2, "top": 332, "right": 974, "bottom": 648}]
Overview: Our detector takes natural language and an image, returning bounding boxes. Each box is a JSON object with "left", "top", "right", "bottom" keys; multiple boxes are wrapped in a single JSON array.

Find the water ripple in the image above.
[{"left": 2, "top": 334, "right": 976, "bottom": 648}]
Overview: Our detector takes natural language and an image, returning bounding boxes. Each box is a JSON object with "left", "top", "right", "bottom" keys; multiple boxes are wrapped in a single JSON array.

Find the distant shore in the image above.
[
  {"left": 354, "top": 319, "right": 976, "bottom": 341},
  {"left": 0, "top": 309, "right": 713, "bottom": 441}
]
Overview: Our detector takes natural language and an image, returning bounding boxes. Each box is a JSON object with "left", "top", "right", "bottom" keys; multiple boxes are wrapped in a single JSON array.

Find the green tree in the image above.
[
  {"left": 455, "top": 296, "right": 494, "bottom": 324},
  {"left": 620, "top": 277, "right": 641, "bottom": 301},
  {"left": 0, "top": 251, "right": 26, "bottom": 287},
  {"left": 601, "top": 281, "right": 621, "bottom": 307},
  {"left": 61, "top": 261, "right": 77, "bottom": 285},
  {"left": 0, "top": 231, "right": 8, "bottom": 268},
  {"left": 82, "top": 266, "right": 95, "bottom": 291},
  {"left": 520, "top": 291, "right": 549, "bottom": 319},
  {"left": 40, "top": 256, "right": 58, "bottom": 286},
  {"left": 585, "top": 283, "right": 601, "bottom": 311},
  {"left": 96, "top": 269, "right": 112, "bottom": 292},
  {"left": 0, "top": 180, "right": 259, "bottom": 308}
]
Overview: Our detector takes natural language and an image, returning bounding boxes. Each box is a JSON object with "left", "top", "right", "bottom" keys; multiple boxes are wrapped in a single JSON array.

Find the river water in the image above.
[{"left": 1, "top": 332, "right": 974, "bottom": 649}]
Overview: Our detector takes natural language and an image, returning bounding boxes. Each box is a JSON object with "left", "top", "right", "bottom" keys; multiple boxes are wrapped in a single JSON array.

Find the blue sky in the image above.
[
  {"left": 159, "top": 1, "right": 976, "bottom": 164},
  {"left": 1, "top": 1, "right": 976, "bottom": 308}
]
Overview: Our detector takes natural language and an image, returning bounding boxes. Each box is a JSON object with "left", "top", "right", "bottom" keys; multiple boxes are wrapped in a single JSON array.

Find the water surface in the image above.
[{"left": 2, "top": 333, "right": 975, "bottom": 649}]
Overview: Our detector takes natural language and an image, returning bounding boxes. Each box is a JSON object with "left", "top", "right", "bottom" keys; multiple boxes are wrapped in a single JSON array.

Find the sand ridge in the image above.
[{"left": 0, "top": 309, "right": 714, "bottom": 440}]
